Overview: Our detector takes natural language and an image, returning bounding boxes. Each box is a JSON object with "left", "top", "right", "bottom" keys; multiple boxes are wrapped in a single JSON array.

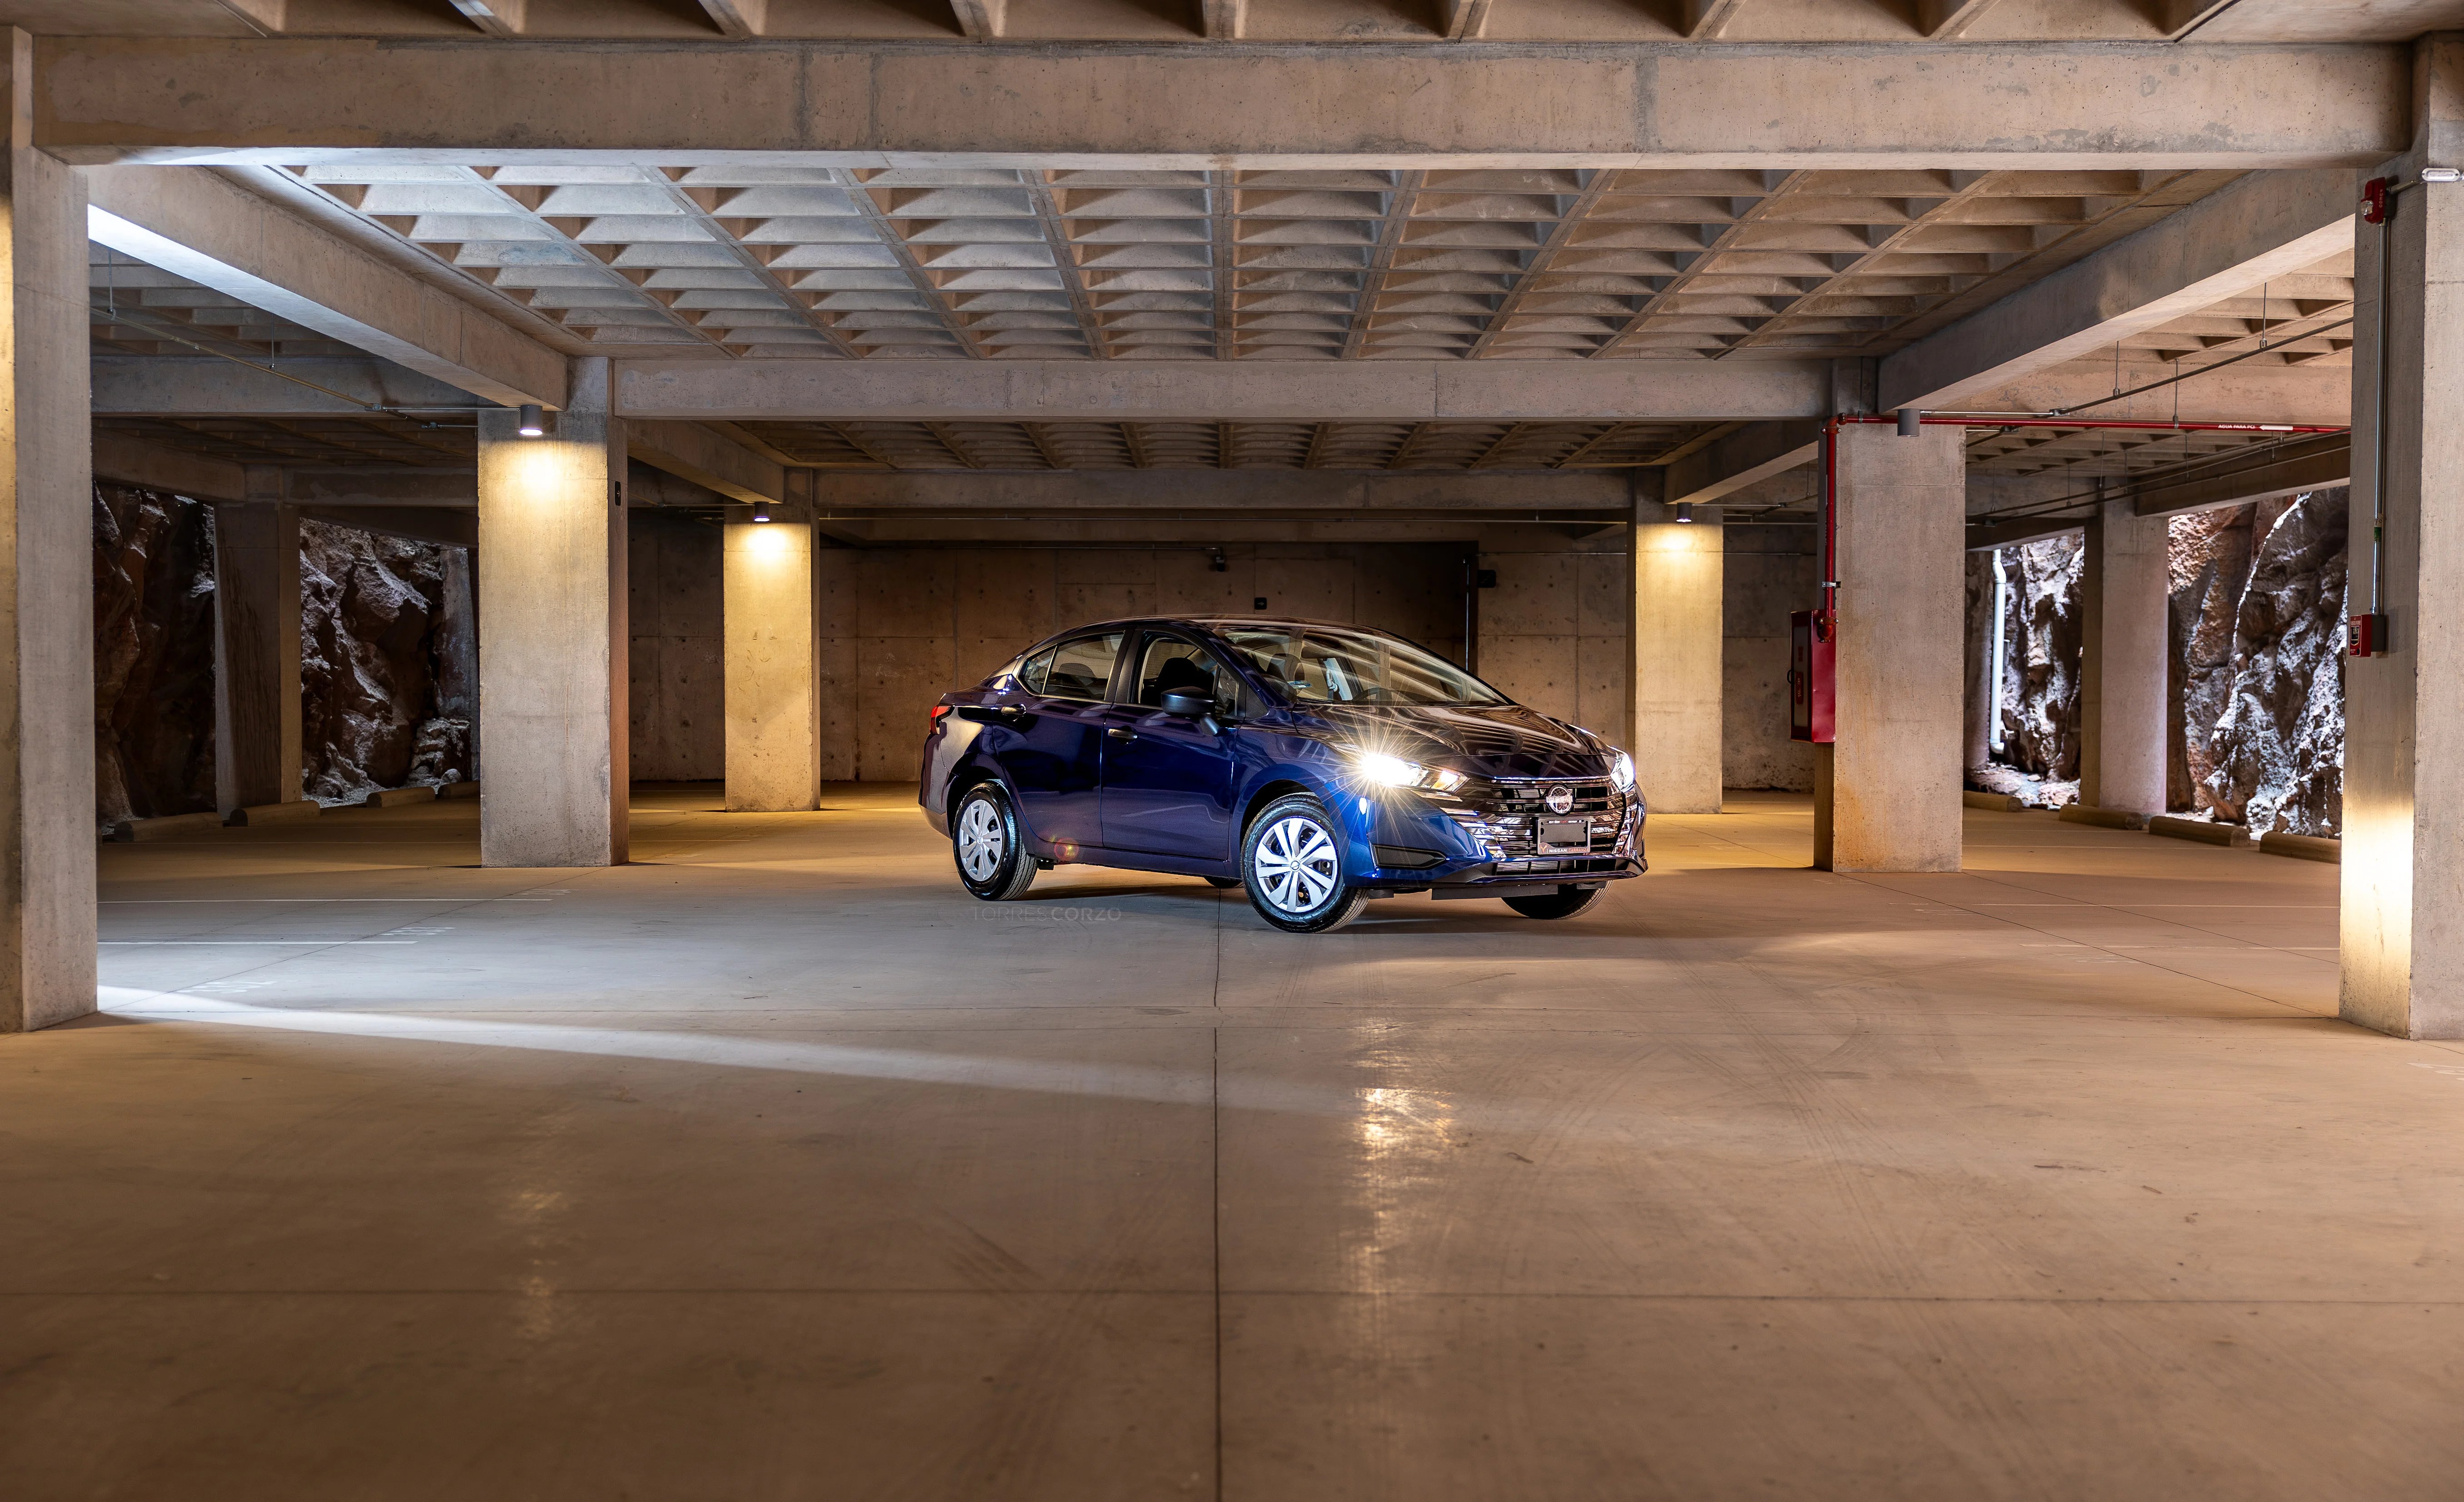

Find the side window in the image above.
[
  {"left": 1016, "top": 646, "right": 1057, "bottom": 696},
  {"left": 1135, "top": 636, "right": 1253, "bottom": 716},
  {"left": 1039, "top": 631, "right": 1125, "bottom": 702},
  {"left": 1134, "top": 636, "right": 1224, "bottom": 707}
]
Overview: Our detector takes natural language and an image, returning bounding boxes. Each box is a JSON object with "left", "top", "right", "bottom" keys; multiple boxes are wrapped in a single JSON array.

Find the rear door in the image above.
[
  {"left": 994, "top": 630, "right": 1125, "bottom": 852},
  {"left": 1098, "top": 632, "right": 1243, "bottom": 858}
]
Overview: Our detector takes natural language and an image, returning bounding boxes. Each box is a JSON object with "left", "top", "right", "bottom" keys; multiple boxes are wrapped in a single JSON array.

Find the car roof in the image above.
[{"left": 1043, "top": 616, "right": 1395, "bottom": 639}]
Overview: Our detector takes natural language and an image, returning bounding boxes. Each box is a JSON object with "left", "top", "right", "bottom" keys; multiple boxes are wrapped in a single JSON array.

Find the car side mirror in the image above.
[{"left": 1160, "top": 690, "right": 1215, "bottom": 718}]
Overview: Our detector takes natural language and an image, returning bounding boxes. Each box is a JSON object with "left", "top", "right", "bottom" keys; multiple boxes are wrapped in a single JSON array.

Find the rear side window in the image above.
[
  {"left": 1016, "top": 646, "right": 1057, "bottom": 695},
  {"left": 1025, "top": 632, "right": 1125, "bottom": 701}
]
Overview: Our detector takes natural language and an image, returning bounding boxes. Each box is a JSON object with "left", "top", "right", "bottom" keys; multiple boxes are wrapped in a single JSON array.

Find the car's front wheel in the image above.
[
  {"left": 952, "top": 783, "right": 1037, "bottom": 901},
  {"left": 1503, "top": 885, "right": 1603, "bottom": 920},
  {"left": 1243, "top": 794, "right": 1369, "bottom": 934}
]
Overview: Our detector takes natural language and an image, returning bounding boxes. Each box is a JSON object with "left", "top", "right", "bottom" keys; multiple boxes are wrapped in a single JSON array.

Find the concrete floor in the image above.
[{"left": 9, "top": 787, "right": 2463, "bottom": 1499}]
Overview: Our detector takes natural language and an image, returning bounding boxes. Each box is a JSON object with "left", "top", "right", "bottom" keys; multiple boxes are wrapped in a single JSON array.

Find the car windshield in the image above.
[{"left": 1217, "top": 627, "right": 1506, "bottom": 707}]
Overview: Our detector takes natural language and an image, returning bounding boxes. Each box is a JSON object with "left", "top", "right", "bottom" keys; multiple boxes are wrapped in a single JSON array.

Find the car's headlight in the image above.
[
  {"left": 1349, "top": 750, "right": 1466, "bottom": 793},
  {"left": 1609, "top": 750, "right": 1636, "bottom": 792}
]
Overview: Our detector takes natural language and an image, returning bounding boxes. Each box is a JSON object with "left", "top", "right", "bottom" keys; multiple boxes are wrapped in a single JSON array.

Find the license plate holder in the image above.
[{"left": 1536, "top": 818, "right": 1590, "bottom": 853}]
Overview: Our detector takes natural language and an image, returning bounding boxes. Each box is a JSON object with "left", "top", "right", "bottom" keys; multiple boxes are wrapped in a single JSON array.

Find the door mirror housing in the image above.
[{"left": 1160, "top": 690, "right": 1215, "bottom": 718}]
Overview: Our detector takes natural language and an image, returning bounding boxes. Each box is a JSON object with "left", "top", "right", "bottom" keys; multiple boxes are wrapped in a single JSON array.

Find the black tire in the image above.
[
  {"left": 951, "top": 783, "right": 1037, "bottom": 901},
  {"left": 1503, "top": 885, "right": 1604, "bottom": 920},
  {"left": 1242, "top": 793, "right": 1371, "bottom": 934},
  {"left": 1204, "top": 876, "right": 1243, "bottom": 889}
]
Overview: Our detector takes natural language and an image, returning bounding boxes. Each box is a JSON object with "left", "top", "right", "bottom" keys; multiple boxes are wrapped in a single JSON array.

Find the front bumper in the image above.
[{"left": 1346, "top": 783, "right": 1648, "bottom": 889}]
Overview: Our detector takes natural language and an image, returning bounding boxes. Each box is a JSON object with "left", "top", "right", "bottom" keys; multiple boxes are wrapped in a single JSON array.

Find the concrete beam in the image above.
[
  {"left": 297, "top": 504, "right": 478, "bottom": 548},
  {"left": 1665, "top": 420, "right": 1823, "bottom": 508},
  {"left": 92, "top": 355, "right": 489, "bottom": 418},
  {"left": 826, "top": 518, "right": 1547, "bottom": 544},
  {"left": 283, "top": 469, "right": 477, "bottom": 507},
  {"left": 628, "top": 420, "right": 786, "bottom": 507},
  {"left": 1957, "top": 359, "right": 2352, "bottom": 430},
  {"left": 1960, "top": 435, "right": 2350, "bottom": 549},
  {"left": 93, "top": 431, "right": 247, "bottom": 500},
  {"left": 805, "top": 469, "right": 1634, "bottom": 511},
  {"left": 35, "top": 39, "right": 2407, "bottom": 169},
  {"left": 1880, "top": 170, "right": 2360, "bottom": 413},
  {"left": 85, "top": 166, "right": 564, "bottom": 409},
  {"left": 618, "top": 359, "right": 1826, "bottom": 424},
  {"left": 1668, "top": 358, "right": 2349, "bottom": 510},
  {"left": 1966, "top": 515, "right": 2088, "bottom": 551},
  {"left": 2129, "top": 431, "right": 2350, "bottom": 517}
]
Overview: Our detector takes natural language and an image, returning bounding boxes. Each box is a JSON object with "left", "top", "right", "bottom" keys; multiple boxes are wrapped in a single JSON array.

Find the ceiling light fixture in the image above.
[
  {"left": 1675, "top": 502, "right": 1694, "bottom": 524},
  {"left": 752, "top": 500, "right": 772, "bottom": 523},
  {"left": 516, "top": 404, "right": 545, "bottom": 437}
]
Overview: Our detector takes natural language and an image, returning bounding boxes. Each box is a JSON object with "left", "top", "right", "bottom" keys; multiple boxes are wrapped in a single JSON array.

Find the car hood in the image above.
[{"left": 1299, "top": 704, "right": 1614, "bottom": 780}]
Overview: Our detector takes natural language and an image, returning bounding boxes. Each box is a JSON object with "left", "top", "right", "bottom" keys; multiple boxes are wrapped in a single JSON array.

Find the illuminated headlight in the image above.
[
  {"left": 1609, "top": 750, "right": 1636, "bottom": 792},
  {"left": 1350, "top": 751, "right": 1466, "bottom": 793}
]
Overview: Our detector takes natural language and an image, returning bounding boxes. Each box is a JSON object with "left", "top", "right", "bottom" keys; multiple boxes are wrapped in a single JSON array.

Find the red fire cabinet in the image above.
[{"left": 1788, "top": 610, "right": 1834, "bottom": 744}]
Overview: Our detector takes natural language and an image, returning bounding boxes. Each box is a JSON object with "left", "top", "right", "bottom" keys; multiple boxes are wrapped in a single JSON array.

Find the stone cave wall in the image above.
[
  {"left": 1965, "top": 534, "right": 2084, "bottom": 806},
  {"left": 94, "top": 484, "right": 217, "bottom": 829},
  {"left": 300, "top": 518, "right": 478, "bottom": 804},
  {"left": 1965, "top": 489, "right": 2348, "bottom": 835},
  {"left": 2168, "top": 490, "right": 2347, "bottom": 836}
]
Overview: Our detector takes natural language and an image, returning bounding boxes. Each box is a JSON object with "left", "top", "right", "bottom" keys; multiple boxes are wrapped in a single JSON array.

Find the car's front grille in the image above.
[{"left": 1430, "top": 778, "right": 1637, "bottom": 860}]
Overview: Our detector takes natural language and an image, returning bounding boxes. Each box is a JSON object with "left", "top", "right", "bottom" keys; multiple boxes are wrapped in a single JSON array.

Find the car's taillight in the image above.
[{"left": 929, "top": 704, "right": 951, "bottom": 731}]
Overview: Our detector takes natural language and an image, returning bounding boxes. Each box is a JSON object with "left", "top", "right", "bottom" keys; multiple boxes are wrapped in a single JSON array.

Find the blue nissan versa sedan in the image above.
[{"left": 920, "top": 617, "right": 1646, "bottom": 933}]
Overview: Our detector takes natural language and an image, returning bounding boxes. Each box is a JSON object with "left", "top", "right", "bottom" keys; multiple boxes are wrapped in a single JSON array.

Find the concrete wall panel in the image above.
[
  {"left": 627, "top": 511, "right": 722, "bottom": 782},
  {"left": 1726, "top": 544, "right": 1818, "bottom": 792},
  {"left": 856, "top": 634, "right": 956, "bottom": 783}
]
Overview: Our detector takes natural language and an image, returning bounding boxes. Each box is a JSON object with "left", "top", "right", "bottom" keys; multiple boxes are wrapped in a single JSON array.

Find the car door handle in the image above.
[{"left": 1106, "top": 727, "right": 1136, "bottom": 740}]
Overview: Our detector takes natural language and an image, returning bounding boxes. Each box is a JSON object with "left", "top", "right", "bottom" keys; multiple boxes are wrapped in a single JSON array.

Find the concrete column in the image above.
[
  {"left": 476, "top": 357, "right": 627, "bottom": 867},
  {"left": 2077, "top": 498, "right": 2169, "bottom": 816},
  {"left": 723, "top": 509, "right": 820, "bottom": 812},
  {"left": 0, "top": 30, "right": 95, "bottom": 1032},
  {"left": 211, "top": 472, "right": 303, "bottom": 815},
  {"left": 1630, "top": 499, "right": 1723, "bottom": 813},
  {"left": 1814, "top": 423, "right": 1964, "bottom": 873},
  {"left": 2344, "top": 36, "right": 2464, "bottom": 1038}
]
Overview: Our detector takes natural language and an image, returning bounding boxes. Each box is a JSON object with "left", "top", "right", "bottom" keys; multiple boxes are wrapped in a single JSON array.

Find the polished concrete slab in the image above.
[{"left": 8, "top": 788, "right": 2462, "bottom": 1499}]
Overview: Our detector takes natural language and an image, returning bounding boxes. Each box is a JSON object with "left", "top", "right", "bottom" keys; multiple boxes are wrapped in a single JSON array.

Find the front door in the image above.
[
  {"left": 994, "top": 630, "right": 1125, "bottom": 853},
  {"left": 1099, "top": 634, "right": 1241, "bottom": 858}
]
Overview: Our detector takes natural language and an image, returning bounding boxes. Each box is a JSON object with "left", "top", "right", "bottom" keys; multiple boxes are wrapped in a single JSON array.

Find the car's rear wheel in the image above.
[
  {"left": 1503, "top": 885, "right": 1603, "bottom": 920},
  {"left": 953, "top": 783, "right": 1037, "bottom": 901},
  {"left": 1243, "top": 794, "right": 1369, "bottom": 934}
]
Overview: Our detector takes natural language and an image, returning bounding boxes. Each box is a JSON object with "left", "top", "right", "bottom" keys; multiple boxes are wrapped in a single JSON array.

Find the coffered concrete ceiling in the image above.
[
  {"left": 8, "top": 0, "right": 2461, "bottom": 43},
  {"left": 265, "top": 163, "right": 2242, "bottom": 364}
]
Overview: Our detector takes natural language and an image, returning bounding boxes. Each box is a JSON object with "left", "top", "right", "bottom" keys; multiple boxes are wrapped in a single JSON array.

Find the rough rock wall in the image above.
[
  {"left": 2172, "top": 490, "right": 2346, "bottom": 835},
  {"left": 1992, "top": 535, "right": 2084, "bottom": 782},
  {"left": 300, "top": 519, "right": 476, "bottom": 803},
  {"left": 2166, "top": 504, "right": 2259, "bottom": 814},
  {"left": 93, "top": 484, "right": 216, "bottom": 828}
]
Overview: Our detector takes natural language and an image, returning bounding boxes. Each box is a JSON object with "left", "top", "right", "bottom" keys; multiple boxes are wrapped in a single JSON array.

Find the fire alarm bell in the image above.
[
  {"left": 2348, "top": 613, "right": 2389, "bottom": 657},
  {"left": 1788, "top": 610, "right": 1835, "bottom": 744},
  {"left": 2362, "top": 177, "right": 2392, "bottom": 225}
]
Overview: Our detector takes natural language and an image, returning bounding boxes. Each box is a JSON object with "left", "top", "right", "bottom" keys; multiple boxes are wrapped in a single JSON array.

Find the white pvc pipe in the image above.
[{"left": 1988, "top": 549, "right": 2010, "bottom": 756}]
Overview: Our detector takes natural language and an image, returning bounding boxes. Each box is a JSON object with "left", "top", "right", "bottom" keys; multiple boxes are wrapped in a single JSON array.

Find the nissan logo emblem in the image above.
[{"left": 1545, "top": 786, "right": 1575, "bottom": 814}]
